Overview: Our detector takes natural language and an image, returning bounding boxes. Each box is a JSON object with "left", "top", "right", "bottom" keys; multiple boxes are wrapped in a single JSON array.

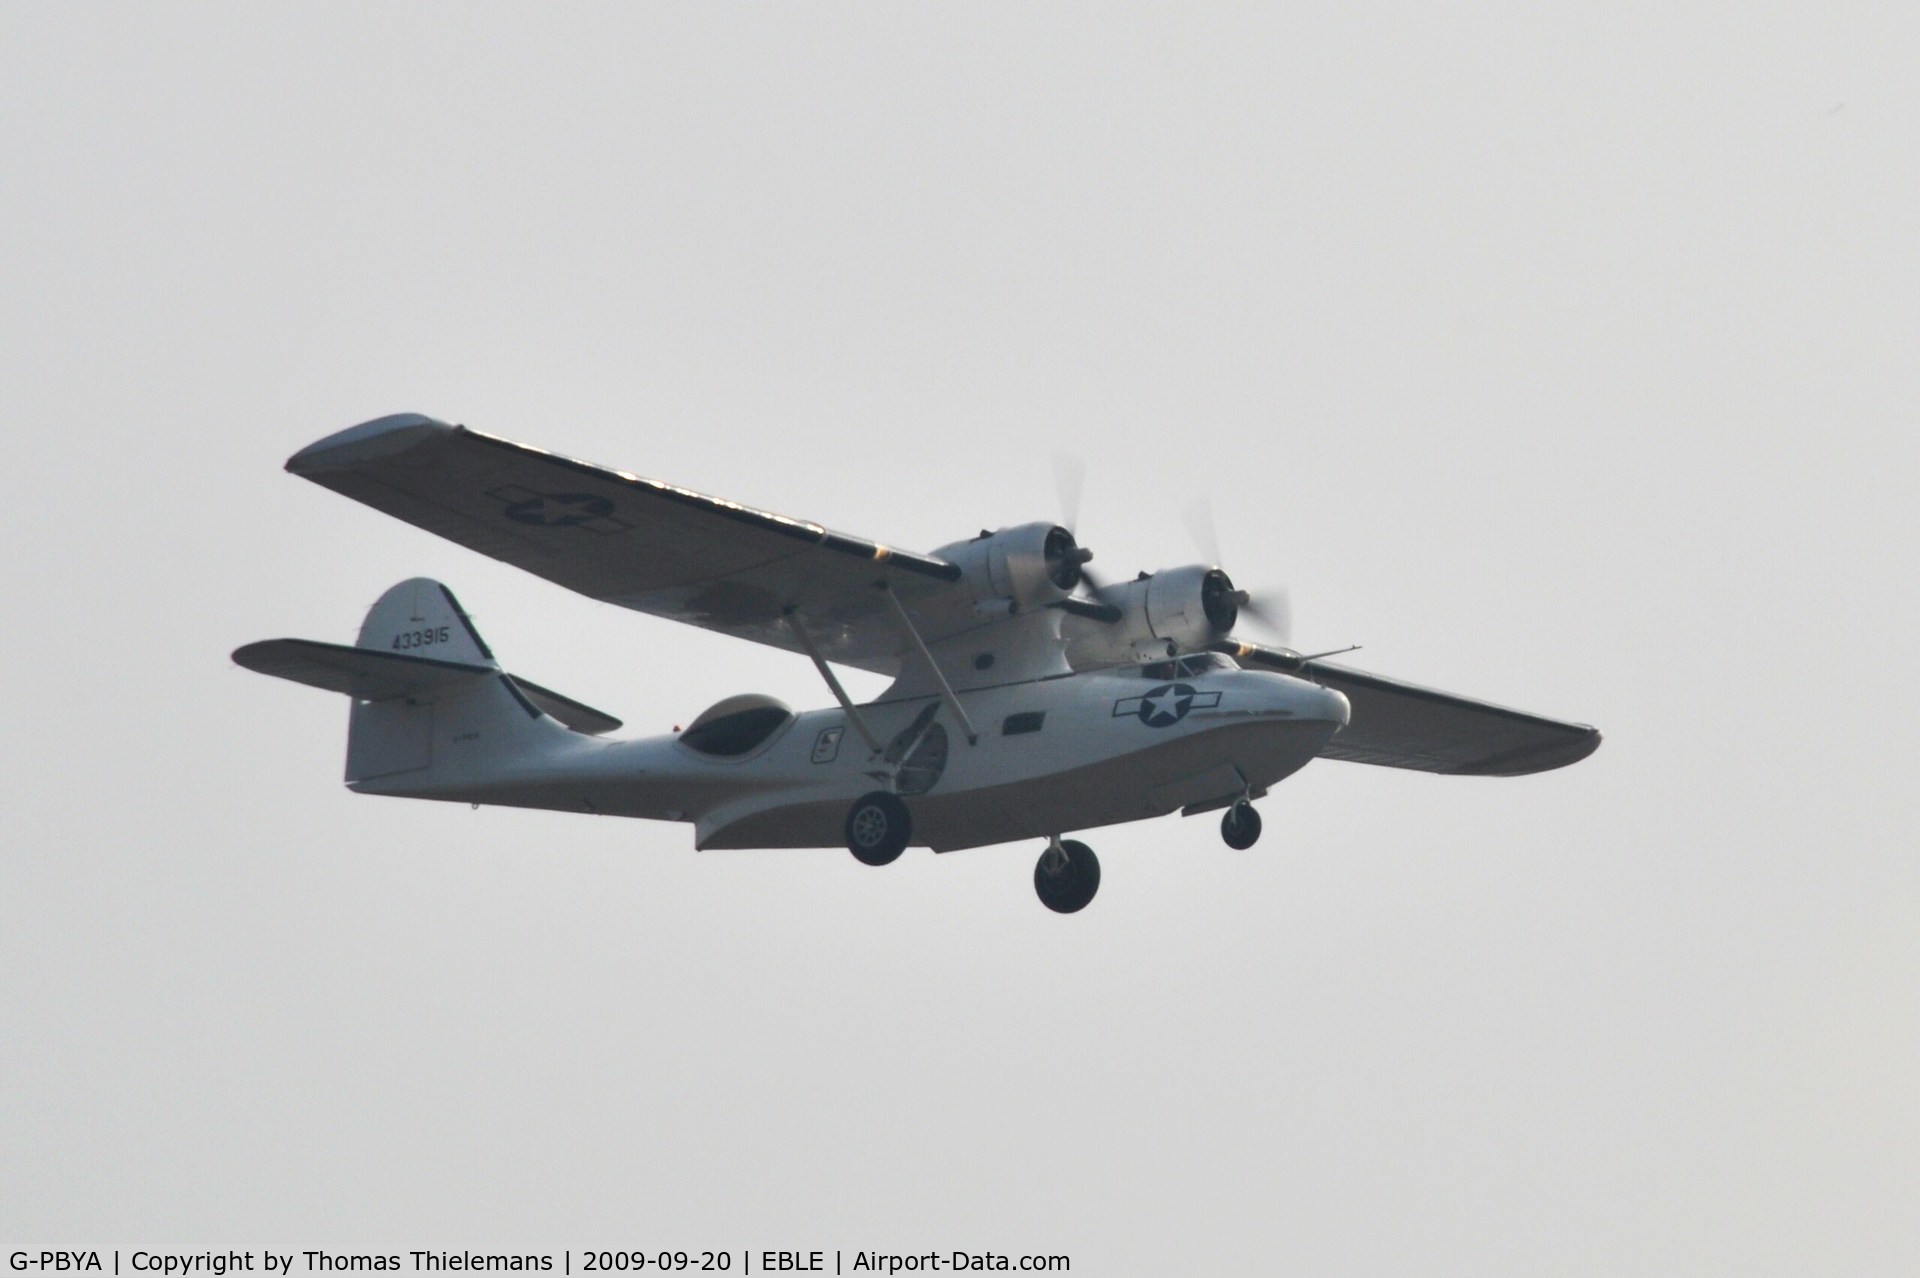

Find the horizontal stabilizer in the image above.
[
  {"left": 501, "top": 675, "right": 623, "bottom": 736},
  {"left": 232, "top": 639, "right": 622, "bottom": 735},
  {"left": 234, "top": 639, "right": 490, "bottom": 698}
]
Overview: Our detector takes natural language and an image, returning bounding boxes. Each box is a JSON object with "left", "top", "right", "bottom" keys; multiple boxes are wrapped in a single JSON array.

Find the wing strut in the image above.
[
  {"left": 784, "top": 608, "right": 884, "bottom": 755},
  {"left": 877, "top": 584, "right": 980, "bottom": 745}
]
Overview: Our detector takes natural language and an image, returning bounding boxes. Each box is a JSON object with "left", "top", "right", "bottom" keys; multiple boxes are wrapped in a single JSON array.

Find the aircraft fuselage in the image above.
[{"left": 351, "top": 664, "right": 1350, "bottom": 851}]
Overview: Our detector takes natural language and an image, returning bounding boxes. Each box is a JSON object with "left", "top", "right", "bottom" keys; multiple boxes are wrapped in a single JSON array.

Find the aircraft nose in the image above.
[{"left": 1305, "top": 682, "right": 1350, "bottom": 727}]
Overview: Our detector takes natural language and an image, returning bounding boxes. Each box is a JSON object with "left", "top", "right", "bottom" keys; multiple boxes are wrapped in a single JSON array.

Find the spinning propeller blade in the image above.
[
  {"left": 1051, "top": 452, "right": 1114, "bottom": 601},
  {"left": 1182, "top": 498, "right": 1223, "bottom": 567},
  {"left": 1182, "top": 498, "right": 1292, "bottom": 646},
  {"left": 1051, "top": 453, "right": 1086, "bottom": 536},
  {"left": 1236, "top": 587, "right": 1293, "bottom": 648}
]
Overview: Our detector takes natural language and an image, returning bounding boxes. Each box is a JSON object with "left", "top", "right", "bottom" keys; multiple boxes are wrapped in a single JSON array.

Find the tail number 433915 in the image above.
[{"left": 392, "top": 626, "right": 450, "bottom": 650}]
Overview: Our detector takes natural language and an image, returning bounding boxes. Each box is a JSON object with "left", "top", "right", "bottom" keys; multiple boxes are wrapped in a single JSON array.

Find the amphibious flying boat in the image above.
[{"left": 235, "top": 414, "right": 1600, "bottom": 912}]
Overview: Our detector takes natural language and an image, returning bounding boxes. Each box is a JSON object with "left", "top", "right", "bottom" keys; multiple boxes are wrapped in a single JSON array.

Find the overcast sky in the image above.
[{"left": 3, "top": 5, "right": 1915, "bottom": 1273}]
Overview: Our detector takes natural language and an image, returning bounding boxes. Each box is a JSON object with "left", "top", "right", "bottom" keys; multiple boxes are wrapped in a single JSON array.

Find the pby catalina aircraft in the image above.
[{"left": 235, "top": 414, "right": 1600, "bottom": 913}]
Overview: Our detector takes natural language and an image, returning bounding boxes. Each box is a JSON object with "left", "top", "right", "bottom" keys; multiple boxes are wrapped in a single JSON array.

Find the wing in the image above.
[
  {"left": 1221, "top": 643, "right": 1600, "bottom": 776},
  {"left": 286, "top": 414, "right": 965, "bottom": 675}
]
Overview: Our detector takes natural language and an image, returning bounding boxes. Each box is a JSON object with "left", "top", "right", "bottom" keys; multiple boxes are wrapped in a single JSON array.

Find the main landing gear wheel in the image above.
[
  {"left": 1034, "top": 839, "right": 1100, "bottom": 914},
  {"left": 1221, "top": 800, "right": 1262, "bottom": 850},
  {"left": 845, "top": 791, "right": 910, "bottom": 866}
]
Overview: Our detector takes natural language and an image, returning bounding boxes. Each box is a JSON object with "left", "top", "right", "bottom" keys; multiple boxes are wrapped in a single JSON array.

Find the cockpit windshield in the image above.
[{"left": 1136, "top": 653, "right": 1232, "bottom": 680}]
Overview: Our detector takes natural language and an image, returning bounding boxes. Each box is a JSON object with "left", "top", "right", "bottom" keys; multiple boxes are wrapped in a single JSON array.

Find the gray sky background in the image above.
[{"left": 3, "top": 5, "right": 1915, "bottom": 1273}]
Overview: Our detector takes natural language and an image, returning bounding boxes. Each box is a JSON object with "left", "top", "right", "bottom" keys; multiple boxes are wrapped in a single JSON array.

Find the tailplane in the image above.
[{"left": 234, "top": 578, "right": 620, "bottom": 789}]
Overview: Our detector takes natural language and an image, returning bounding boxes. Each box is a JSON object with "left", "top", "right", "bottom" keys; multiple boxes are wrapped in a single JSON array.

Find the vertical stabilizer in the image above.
[
  {"left": 343, "top": 579, "right": 574, "bottom": 788},
  {"left": 355, "top": 577, "right": 499, "bottom": 667}
]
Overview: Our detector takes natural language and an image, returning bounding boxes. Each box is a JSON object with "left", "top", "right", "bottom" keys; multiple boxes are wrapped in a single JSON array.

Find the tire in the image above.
[
  {"left": 1221, "top": 801, "right": 1262, "bottom": 850},
  {"left": 845, "top": 791, "right": 910, "bottom": 865},
  {"left": 1034, "top": 839, "right": 1101, "bottom": 913}
]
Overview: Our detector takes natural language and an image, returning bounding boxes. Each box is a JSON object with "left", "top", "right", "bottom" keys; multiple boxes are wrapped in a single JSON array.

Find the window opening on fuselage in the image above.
[{"left": 678, "top": 694, "right": 795, "bottom": 757}]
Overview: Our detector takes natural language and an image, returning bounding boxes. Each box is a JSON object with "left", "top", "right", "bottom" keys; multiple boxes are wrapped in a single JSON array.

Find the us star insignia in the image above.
[
  {"left": 1112, "top": 682, "right": 1221, "bottom": 728},
  {"left": 485, "top": 486, "right": 632, "bottom": 534}
]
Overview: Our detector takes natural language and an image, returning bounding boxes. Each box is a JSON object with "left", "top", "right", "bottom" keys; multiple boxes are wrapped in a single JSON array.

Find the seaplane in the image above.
[{"left": 235, "top": 414, "right": 1601, "bottom": 913}]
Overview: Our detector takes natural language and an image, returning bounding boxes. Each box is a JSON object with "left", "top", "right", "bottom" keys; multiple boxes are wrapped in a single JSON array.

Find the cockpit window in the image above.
[
  {"left": 1138, "top": 654, "right": 1230, "bottom": 680},
  {"left": 679, "top": 694, "right": 795, "bottom": 757}
]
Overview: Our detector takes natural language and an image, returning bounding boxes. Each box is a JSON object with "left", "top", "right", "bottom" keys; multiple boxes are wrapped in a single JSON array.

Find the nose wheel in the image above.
[
  {"left": 1221, "top": 799, "right": 1262, "bottom": 850},
  {"left": 1034, "top": 837, "right": 1100, "bottom": 913},
  {"left": 845, "top": 791, "right": 911, "bottom": 865}
]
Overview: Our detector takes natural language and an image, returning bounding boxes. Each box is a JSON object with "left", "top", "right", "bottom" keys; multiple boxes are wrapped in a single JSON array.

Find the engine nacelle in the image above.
[
  {"left": 1145, "top": 564, "right": 1241, "bottom": 647},
  {"left": 934, "top": 521, "right": 1089, "bottom": 613},
  {"left": 1063, "top": 564, "right": 1242, "bottom": 667}
]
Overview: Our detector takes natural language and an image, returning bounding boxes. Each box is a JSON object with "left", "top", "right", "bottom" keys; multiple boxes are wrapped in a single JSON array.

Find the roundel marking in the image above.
[
  {"left": 503, "top": 492, "right": 616, "bottom": 527},
  {"left": 1137, "top": 682, "right": 1197, "bottom": 728}
]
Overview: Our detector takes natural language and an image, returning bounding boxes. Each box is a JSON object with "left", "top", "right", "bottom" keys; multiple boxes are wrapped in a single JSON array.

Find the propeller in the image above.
[
  {"left": 1051, "top": 452, "right": 1112, "bottom": 598},
  {"left": 1045, "top": 462, "right": 1336, "bottom": 666},
  {"left": 1042, "top": 525, "right": 1097, "bottom": 593},
  {"left": 1182, "top": 499, "right": 1292, "bottom": 646},
  {"left": 1052, "top": 452, "right": 1086, "bottom": 537}
]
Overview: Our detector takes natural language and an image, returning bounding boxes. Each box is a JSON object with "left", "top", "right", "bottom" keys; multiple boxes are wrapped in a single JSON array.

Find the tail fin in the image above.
[
  {"left": 234, "top": 578, "right": 621, "bottom": 790},
  {"left": 356, "top": 576, "right": 497, "bottom": 666}
]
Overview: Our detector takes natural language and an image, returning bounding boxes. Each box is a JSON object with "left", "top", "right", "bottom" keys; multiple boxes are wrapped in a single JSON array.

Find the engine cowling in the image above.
[
  {"left": 1146, "top": 565, "right": 1240, "bottom": 647},
  {"left": 1063, "top": 564, "right": 1242, "bottom": 667},
  {"left": 935, "top": 521, "right": 1090, "bottom": 613}
]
